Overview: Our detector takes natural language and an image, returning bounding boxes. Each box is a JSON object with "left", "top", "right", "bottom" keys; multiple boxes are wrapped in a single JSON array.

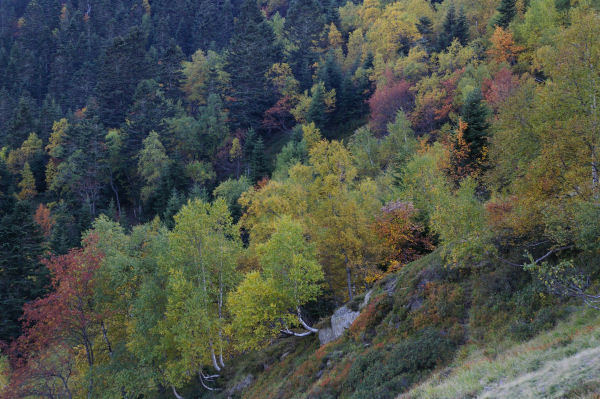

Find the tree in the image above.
[
  {"left": 368, "top": 80, "right": 414, "bottom": 136},
  {"left": 0, "top": 201, "right": 46, "bottom": 342},
  {"left": 374, "top": 201, "right": 433, "bottom": 274},
  {"left": 97, "top": 29, "right": 149, "bottom": 127},
  {"left": 487, "top": 27, "right": 523, "bottom": 65},
  {"left": 460, "top": 88, "right": 490, "bottom": 165},
  {"left": 228, "top": 216, "right": 323, "bottom": 350},
  {"left": 496, "top": 0, "right": 517, "bottom": 29},
  {"left": 285, "top": 0, "right": 327, "bottom": 87},
  {"left": 250, "top": 136, "right": 268, "bottom": 182},
  {"left": 8, "top": 235, "right": 104, "bottom": 398},
  {"left": 226, "top": 0, "right": 281, "bottom": 130},
  {"left": 159, "top": 199, "right": 241, "bottom": 389},
  {"left": 438, "top": 3, "right": 468, "bottom": 50},
  {"left": 138, "top": 131, "right": 170, "bottom": 202},
  {"left": 17, "top": 162, "right": 37, "bottom": 201}
]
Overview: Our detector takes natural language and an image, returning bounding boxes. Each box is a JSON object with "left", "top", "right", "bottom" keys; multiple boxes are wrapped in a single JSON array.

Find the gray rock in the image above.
[
  {"left": 318, "top": 290, "right": 372, "bottom": 345},
  {"left": 226, "top": 374, "right": 254, "bottom": 399}
]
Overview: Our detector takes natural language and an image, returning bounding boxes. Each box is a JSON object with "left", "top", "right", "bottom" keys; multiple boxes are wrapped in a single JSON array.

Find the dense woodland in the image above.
[{"left": 1, "top": 0, "right": 600, "bottom": 397}]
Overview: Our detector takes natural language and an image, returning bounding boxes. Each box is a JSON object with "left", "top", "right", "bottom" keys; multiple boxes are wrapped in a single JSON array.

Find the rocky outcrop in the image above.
[
  {"left": 226, "top": 374, "right": 254, "bottom": 399},
  {"left": 318, "top": 290, "right": 372, "bottom": 345}
]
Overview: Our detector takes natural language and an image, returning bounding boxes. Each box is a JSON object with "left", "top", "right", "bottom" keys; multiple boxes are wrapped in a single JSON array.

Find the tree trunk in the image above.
[{"left": 346, "top": 266, "right": 353, "bottom": 301}]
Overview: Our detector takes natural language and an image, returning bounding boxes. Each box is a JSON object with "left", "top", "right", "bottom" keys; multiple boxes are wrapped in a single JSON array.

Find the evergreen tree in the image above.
[
  {"left": 0, "top": 201, "right": 47, "bottom": 341},
  {"left": 307, "top": 82, "right": 329, "bottom": 131},
  {"left": 460, "top": 89, "right": 490, "bottom": 163},
  {"left": 438, "top": 3, "right": 469, "bottom": 50},
  {"left": 250, "top": 136, "right": 268, "bottom": 182},
  {"left": 97, "top": 29, "right": 150, "bottom": 127},
  {"left": 416, "top": 16, "right": 435, "bottom": 53},
  {"left": 226, "top": 0, "right": 282, "bottom": 130},
  {"left": 496, "top": 0, "right": 517, "bottom": 28},
  {"left": 163, "top": 188, "right": 185, "bottom": 228},
  {"left": 285, "top": 0, "right": 327, "bottom": 88}
]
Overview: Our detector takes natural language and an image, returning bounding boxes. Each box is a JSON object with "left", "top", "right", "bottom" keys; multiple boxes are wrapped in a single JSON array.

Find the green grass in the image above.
[{"left": 400, "top": 308, "right": 600, "bottom": 399}]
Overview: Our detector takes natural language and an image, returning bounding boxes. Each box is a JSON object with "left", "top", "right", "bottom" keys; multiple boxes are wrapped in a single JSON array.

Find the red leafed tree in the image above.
[
  {"left": 368, "top": 79, "right": 414, "bottom": 136},
  {"left": 411, "top": 69, "right": 463, "bottom": 135},
  {"left": 482, "top": 67, "right": 520, "bottom": 111},
  {"left": 374, "top": 201, "right": 434, "bottom": 273},
  {"left": 4, "top": 234, "right": 104, "bottom": 399},
  {"left": 263, "top": 96, "right": 296, "bottom": 134}
]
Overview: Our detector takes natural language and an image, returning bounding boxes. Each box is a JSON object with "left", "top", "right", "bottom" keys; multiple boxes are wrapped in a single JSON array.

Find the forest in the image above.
[{"left": 1, "top": 0, "right": 600, "bottom": 397}]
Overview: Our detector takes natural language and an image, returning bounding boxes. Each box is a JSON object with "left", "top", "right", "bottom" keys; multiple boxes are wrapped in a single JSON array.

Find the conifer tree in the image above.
[
  {"left": 285, "top": 0, "right": 327, "bottom": 88},
  {"left": 226, "top": 0, "right": 281, "bottom": 130},
  {"left": 496, "top": 0, "right": 517, "bottom": 29},
  {"left": 0, "top": 201, "right": 46, "bottom": 341},
  {"left": 250, "top": 136, "right": 268, "bottom": 182},
  {"left": 460, "top": 89, "right": 490, "bottom": 163},
  {"left": 438, "top": 3, "right": 469, "bottom": 50}
]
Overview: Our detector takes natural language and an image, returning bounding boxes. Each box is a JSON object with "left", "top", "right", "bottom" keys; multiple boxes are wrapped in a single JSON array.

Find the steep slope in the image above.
[{"left": 188, "top": 250, "right": 578, "bottom": 399}]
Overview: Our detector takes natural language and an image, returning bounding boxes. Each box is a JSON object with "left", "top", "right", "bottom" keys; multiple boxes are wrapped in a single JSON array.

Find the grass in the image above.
[{"left": 400, "top": 307, "right": 600, "bottom": 399}]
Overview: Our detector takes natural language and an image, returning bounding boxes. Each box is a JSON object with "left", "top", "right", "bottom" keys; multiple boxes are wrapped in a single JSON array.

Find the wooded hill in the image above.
[{"left": 1, "top": 0, "right": 600, "bottom": 397}]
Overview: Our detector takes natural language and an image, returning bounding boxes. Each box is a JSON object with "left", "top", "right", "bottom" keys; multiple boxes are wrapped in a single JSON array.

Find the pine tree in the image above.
[
  {"left": 163, "top": 188, "right": 184, "bottom": 228},
  {"left": 97, "top": 29, "right": 150, "bottom": 127},
  {"left": 250, "top": 136, "right": 268, "bottom": 182},
  {"left": 496, "top": 0, "right": 517, "bottom": 29},
  {"left": 461, "top": 89, "right": 490, "bottom": 163},
  {"left": 0, "top": 201, "right": 47, "bottom": 341},
  {"left": 307, "top": 82, "right": 329, "bottom": 131},
  {"left": 438, "top": 3, "right": 469, "bottom": 50},
  {"left": 285, "top": 0, "right": 327, "bottom": 88},
  {"left": 226, "top": 0, "right": 282, "bottom": 130},
  {"left": 416, "top": 16, "right": 434, "bottom": 53}
]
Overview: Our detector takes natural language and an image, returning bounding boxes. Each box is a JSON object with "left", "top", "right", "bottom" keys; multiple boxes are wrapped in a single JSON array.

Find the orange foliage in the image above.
[
  {"left": 445, "top": 118, "right": 479, "bottom": 182},
  {"left": 374, "top": 201, "right": 433, "bottom": 275},
  {"left": 33, "top": 204, "right": 54, "bottom": 238},
  {"left": 487, "top": 27, "right": 524, "bottom": 65},
  {"left": 412, "top": 282, "right": 465, "bottom": 332},
  {"left": 485, "top": 196, "right": 516, "bottom": 231}
]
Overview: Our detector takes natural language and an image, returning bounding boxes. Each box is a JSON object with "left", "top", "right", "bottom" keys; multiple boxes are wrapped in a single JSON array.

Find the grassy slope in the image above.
[
  {"left": 193, "top": 251, "right": 598, "bottom": 399},
  {"left": 402, "top": 308, "right": 600, "bottom": 399}
]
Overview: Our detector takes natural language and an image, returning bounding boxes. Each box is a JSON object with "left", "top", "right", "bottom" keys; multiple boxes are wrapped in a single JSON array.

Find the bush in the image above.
[{"left": 345, "top": 328, "right": 456, "bottom": 399}]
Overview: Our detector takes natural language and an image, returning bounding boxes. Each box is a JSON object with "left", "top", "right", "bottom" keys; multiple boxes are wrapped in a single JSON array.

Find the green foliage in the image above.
[
  {"left": 213, "top": 176, "right": 252, "bottom": 220},
  {"left": 430, "top": 178, "right": 494, "bottom": 266},
  {"left": 495, "top": 0, "right": 517, "bottom": 28},
  {"left": 346, "top": 328, "right": 456, "bottom": 399},
  {"left": 228, "top": 216, "right": 323, "bottom": 351},
  {"left": 0, "top": 201, "right": 47, "bottom": 341}
]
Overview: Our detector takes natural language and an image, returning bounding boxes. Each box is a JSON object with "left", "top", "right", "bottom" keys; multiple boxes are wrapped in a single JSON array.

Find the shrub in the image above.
[{"left": 345, "top": 328, "right": 457, "bottom": 399}]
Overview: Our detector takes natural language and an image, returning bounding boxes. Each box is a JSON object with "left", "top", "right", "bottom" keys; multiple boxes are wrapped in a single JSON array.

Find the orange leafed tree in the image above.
[
  {"left": 487, "top": 27, "right": 524, "bottom": 65},
  {"left": 374, "top": 201, "right": 433, "bottom": 274},
  {"left": 33, "top": 204, "right": 54, "bottom": 238}
]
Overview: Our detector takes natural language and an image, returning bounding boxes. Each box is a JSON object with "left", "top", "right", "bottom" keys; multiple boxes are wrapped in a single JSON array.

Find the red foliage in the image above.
[
  {"left": 482, "top": 67, "right": 520, "bottom": 111},
  {"left": 4, "top": 235, "right": 104, "bottom": 398},
  {"left": 263, "top": 96, "right": 297, "bottom": 134},
  {"left": 368, "top": 80, "right": 414, "bottom": 136},
  {"left": 411, "top": 69, "right": 463, "bottom": 134}
]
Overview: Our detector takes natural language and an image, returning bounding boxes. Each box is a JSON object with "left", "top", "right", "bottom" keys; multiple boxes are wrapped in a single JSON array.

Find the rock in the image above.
[
  {"left": 227, "top": 374, "right": 254, "bottom": 399},
  {"left": 318, "top": 289, "right": 374, "bottom": 345}
]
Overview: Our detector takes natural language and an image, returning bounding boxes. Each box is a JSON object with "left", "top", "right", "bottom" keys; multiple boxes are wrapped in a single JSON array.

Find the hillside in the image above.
[
  {"left": 158, "top": 251, "right": 596, "bottom": 399},
  {"left": 2, "top": 0, "right": 600, "bottom": 398}
]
